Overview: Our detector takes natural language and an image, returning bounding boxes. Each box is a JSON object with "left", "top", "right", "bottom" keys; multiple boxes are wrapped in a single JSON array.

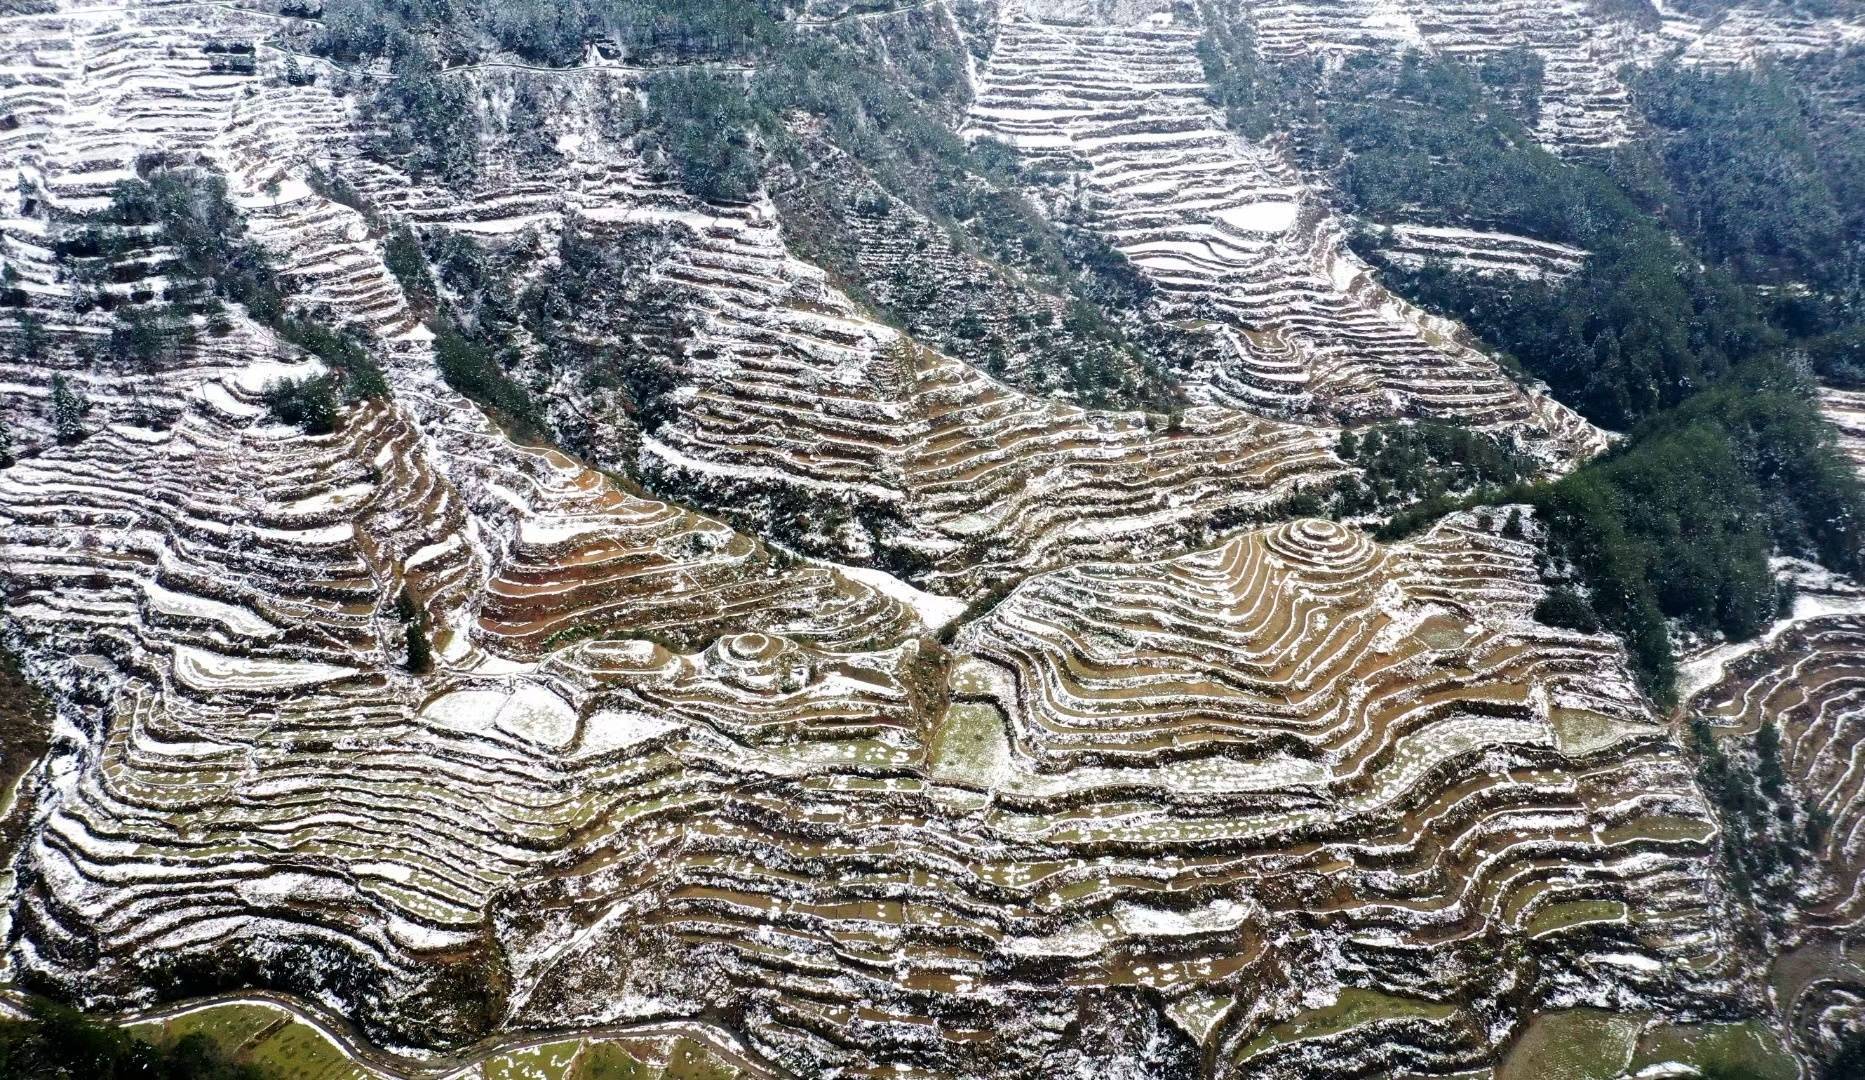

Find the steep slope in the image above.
[
  {"left": 494, "top": 513, "right": 1732, "bottom": 1078},
  {"left": 0, "top": 0, "right": 1855, "bottom": 1077},
  {"left": 964, "top": 2, "right": 1602, "bottom": 453}
]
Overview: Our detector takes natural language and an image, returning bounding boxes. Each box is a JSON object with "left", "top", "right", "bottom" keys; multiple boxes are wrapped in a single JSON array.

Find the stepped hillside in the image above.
[{"left": 1, "top": 0, "right": 1864, "bottom": 1078}]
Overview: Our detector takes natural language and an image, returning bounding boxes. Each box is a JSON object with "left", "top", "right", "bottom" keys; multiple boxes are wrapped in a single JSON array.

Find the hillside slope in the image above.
[{"left": 2, "top": 0, "right": 1864, "bottom": 1077}]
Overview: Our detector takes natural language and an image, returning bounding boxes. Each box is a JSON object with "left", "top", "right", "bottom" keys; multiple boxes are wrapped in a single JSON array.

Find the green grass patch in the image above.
[
  {"left": 1497, "top": 1009, "right": 1640, "bottom": 1080},
  {"left": 480, "top": 1038, "right": 583, "bottom": 1080},
  {"left": 1631, "top": 1020, "right": 1796, "bottom": 1080},
  {"left": 1527, "top": 899, "right": 1628, "bottom": 936},
  {"left": 571, "top": 1040, "right": 661, "bottom": 1079},
  {"left": 1236, "top": 988, "right": 1458, "bottom": 1063},
  {"left": 135, "top": 1003, "right": 367, "bottom": 1080},
  {"left": 663, "top": 1037, "right": 736, "bottom": 1080}
]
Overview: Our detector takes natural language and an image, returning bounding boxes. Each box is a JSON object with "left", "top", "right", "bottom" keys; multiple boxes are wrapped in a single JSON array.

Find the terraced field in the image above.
[
  {"left": 964, "top": 3, "right": 1604, "bottom": 446},
  {"left": 1635, "top": 389, "right": 1865, "bottom": 1066},
  {"left": 0, "top": 0, "right": 1858, "bottom": 1078},
  {"left": 1365, "top": 225, "right": 1588, "bottom": 282},
  {"left": 1230, "top": 0, "right": 1865, "bottom": 148}
]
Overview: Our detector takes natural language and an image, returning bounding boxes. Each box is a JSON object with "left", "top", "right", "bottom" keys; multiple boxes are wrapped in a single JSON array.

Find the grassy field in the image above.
[
  {"left": 1236, "top": 988, "right": 1459, "bottom": 1063},
  {"left": 125, "top": 1004, "right": 741, "bottom": 1080},
  {"left": 130, "top": 1002, "right": 369, "bottom": 1080},
  {"left": 1527, "top": 899, "right": 1628, "bottom": 936},
  {"left": 1496, "top": 1009, "right": 1641, "bottom": 1080},
  {"left": 1630, "top": 1020, "right": 1797, "bottom": 1080}
]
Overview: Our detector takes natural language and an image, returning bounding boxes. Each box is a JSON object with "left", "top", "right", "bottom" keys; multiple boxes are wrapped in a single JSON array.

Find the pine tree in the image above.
[
  {"left": 394, "top": 586, "right": 432, "bottom": 674},
  {"left": 1756, "top": 721, "right": 1785, "bottom": 796},
  {"left": 404, "top": 620, "right": 432, "bottom": 674},
  {"left": 0, "top": 412, "right": 14, "bottom": 467},
  {"left": 50, "top": 375, "right": 87, "bottom": 444}
]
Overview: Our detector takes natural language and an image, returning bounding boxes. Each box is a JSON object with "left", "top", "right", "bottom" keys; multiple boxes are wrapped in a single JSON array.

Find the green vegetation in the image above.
[
  {"left": 642, "top": 70, "right": 763, "bottom": 204},
  {"left": 1533, "top": 367, "right": 1864, "bottom": 701},
  {"left": 1688, "top": 716, "right": 1825, "bottom": 904},
  {"left": 261, "top": 376, "right": 340, "bottom": 434},
  {"left": 1217, "top": 39, "right": 1865, "bottom": 704},
  {"left": 0, "top": 998, "right": 265, "bottom": 1080},
  {"left": 109, "top": 170, "right": 284, "bottom": 322},
  {"left": 1827, "top": 1030, "right": 1865, "bottom": 1080},
  {"left": 299, "top": 2, "right": 1865, "bottom": 711},
  {"left": 569, "top": 1041, "right": 655, "bottom": 1078},
  {"left": 1293, "top": 54, "right": 1865, "bottom": 434},
  {"left": 404, "top": 622, "right": 433, "bottom": 675},
  {"left": 1319, "top": 79, "right": 1777, "bottom": 430},
  {"left": 1197, "top": 4, "right": 1312, "bottom": 141},
  {"left": 1203, "top": 23, "right": 1620, "bottom": 249},
  {"left": 1625, "top": 62, "right": 1865, "bottom": 393},
  {"left": 316, "top": 1, "right": 795, "bottom": 185},
  {"left": 1533, "top": 585, "right": 1601, "bottom": 635},
  {"left": 315, "top": 0, "right": 1169, "bottom": 409},
  {"left": 1331, "top": 421, "right": 1532, "bottom": 517},
  {"left": 394, "top": 587, "right": 433, "bottom": 674},
  {"left": 129, "top": 1001, "right": 370, "bottom": 1080},
  {"left": 109, "top": 169, "right": 390, "bottom": 408},
  {"left": 49, "top": 375, "right": 87, "bottom": 444},
  {"left": 1377, "top": 365, "right": 1865, "bottom": 703},
  {"left": 364, "top": 45, "right": 481, "bottom": 189},
  {"left": 746, "top": 19, "right": 1170, "bottom": 408},
  {"left": 1629, "top": 63, "right": 1859, "bottom": 292},
  {"left": 382, "top": 226, "right": 435, "bottom": 313},
  {"left": 1200, "top": 32, "right": 1838, "bottom": 433},
  {"left": 109, "top": 305, "right": 196, "bottom": 373},
  {"left": 1376, "top": 241, "right": 1775, "bottom": 431},
  {"left": 662, "top": 1038, "right": 738, "bottom": 1080},
  {"left": 1, "top": 1000, "right": 714, "bottom": 1080},
  {"left": 1495, "top": 1009, "right": 1641, "bottom": 1080},
  {"left": 1629, "top": 1020, "right": 1797, "bottom": 1080},
  {"left": 0, "top": 638, "right": 52, "bottom": 829},
  {"left": 317, "top": 0, "right": 791, "bottom": 67},
  {"left": 433, "top": 319, "right": 544, "bottom": 440}
]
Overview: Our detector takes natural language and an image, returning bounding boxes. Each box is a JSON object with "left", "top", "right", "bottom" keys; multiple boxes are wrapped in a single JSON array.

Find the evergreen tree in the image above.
[
  {"left": 13, "top": 311, "right": 45, "bottom": 362},
  {"left": 50, "top": 375, "right": 87, "bottom": 444},
  {"left": 1757, "top": 721, "right": 1786, "bottom": 796},
  {"left": 403, "top": 620, "right": 432, "bottom": 674},
  {"left": 394, "top": 586, "right": 419, "bottom": 624},
  {"left": 260, "top": 375, "right": 339, "bottom": 434},
  {"left": 393, "top": 586, "right": 432, "bottom": 674}
]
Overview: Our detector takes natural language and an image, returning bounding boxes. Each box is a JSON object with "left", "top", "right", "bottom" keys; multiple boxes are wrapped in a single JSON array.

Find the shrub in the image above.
[
  {"left": 1533, "top": 586, "right": 1601, "bottom": 633},
  {"left": 261, "top": 374, "right": 340, "bottom": 434}
]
